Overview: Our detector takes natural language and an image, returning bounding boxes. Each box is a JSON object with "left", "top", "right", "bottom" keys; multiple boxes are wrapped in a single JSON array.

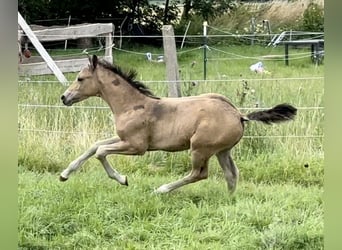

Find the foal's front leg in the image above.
[
  {"left": 94, "top": 139, "right": 147, "bottom": 185},
  {"left": 60, "top": 137, "right": 120, "bottom": 181}
]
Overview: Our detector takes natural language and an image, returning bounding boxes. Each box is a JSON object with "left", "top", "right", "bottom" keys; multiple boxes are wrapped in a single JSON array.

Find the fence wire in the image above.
[
  {"left": 18, "top": 29, "right": 323, "bottom": 140},
  {"left": 18, "top": 128, "right": 323, "bottom": 139}
]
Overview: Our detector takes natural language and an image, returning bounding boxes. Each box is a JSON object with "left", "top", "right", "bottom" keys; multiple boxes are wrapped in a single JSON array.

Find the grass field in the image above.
[{"left": 18, "top": 44, "right": 324, "bottom": 249}]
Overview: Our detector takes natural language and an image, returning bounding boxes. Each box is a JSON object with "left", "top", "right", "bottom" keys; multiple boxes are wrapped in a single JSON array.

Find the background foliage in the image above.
[{"left": 19, "top": 0, "right": 324, "bottom": 44}]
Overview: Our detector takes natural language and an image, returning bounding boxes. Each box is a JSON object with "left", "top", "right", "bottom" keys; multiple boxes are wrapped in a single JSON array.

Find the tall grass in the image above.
[{"left": 18, "top": 44, "right": 324, "bottom": 248}]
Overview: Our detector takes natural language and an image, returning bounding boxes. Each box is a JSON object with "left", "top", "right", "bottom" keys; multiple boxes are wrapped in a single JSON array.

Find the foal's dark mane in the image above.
[{"left": 98, "top": 59, "right": 160, "bottom": 99}]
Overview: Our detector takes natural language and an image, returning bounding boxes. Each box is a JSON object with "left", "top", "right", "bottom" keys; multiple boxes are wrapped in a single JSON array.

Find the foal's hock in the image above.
[{"left": 60, "top": 55, "right": 297, "bottom": 194}]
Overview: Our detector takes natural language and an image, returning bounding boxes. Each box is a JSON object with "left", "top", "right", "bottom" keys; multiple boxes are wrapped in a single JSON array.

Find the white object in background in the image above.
[
  {"left": 146, "top": 52, "right": 152, "bottom": 61},
  {"left": 250, "top": 61, "right": 264, "bottom": 73}
]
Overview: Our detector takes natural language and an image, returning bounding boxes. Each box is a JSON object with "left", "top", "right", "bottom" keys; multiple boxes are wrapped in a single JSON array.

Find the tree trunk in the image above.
[
  {"left": 163, "top": 0, "right": 170, "bottom": 24},
  {"left": 182, "top": 0, "right": 192, "bottom": 20}
]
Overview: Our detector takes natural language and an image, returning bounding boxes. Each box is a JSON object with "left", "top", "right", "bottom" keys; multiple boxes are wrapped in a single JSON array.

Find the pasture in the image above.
[{"left": 18, "top": 44, "right": 324, "bottom": 249}]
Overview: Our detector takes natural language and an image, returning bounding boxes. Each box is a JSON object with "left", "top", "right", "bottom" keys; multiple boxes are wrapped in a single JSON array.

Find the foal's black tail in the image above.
[{"left": 242, "top": 103, "right": 297, "bottom": 124}]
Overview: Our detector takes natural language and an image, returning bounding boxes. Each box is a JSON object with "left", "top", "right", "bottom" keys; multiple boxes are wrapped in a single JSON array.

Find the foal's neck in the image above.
[{"left": 100, "top": 74, "right": 151, "bottom": 115}]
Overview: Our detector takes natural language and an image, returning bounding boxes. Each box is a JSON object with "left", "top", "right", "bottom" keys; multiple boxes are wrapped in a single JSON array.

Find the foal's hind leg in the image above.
[
  {"left": 155, "top": 150, "right": 209, "bottom": 193},
  {"left": 60, "top": 137, "right": 120, "bottom": 181},
  {"left": 216, "top": 149, "right": 239, "bottom": 194}
]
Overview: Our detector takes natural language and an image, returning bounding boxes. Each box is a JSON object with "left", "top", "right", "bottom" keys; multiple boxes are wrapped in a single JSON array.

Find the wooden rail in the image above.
[{"left": 18, "top": 19, "right": 114, "bottom": 79}]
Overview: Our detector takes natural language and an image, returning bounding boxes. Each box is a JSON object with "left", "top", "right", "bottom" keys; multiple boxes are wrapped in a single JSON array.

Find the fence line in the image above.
[
  {"left": 18, "top": 128, "right": 323, "bottom": 139},
  {"left": 21, "top": 31, "right": 323, "bottom": 64},
  {"left": 207, "top": 25, "right": 324, "bottom": 43},
  {"left": 243, "top": 135, "right": 323, "bottom": 139},
  {"left": 22, "top": 43, "right": 319, "bottom": 63},
  {"left": 18, "top": 128, "right": 111, "bottom": 136},
  {"left": 20, "top": 32, "right": 322, "bottom": 39},
  {"left": 207, "top": 54, "right": 313, "bottom": 61},
  {"left": 18, "top": 103, "right": 324, "bottom": 111},
  {"left": 18, "top": 76, "right": 324, "bottom": 84},
  {"left": 113, "top": 46, "right": 203, "bottom": 57},
  {"left": 207, "top": 46, "right": 315, "bottom": 61},
  {"left": 18, "top": 104, "right": 109, "bottom": 109},
  {"left": 207, "top": 25, "right": 323, "bottom": 37},
  {"left": 18, "top": 103, "right": 324, "bottom": 139},
  {"left": 18, "top": 28, "right": 324, "bottom": 141},
  {"left": 19, "top": 34, "right": 268, "bottom": 39},
  {"left": 113, "top": 43, "right": 322, "bottom": 64}
]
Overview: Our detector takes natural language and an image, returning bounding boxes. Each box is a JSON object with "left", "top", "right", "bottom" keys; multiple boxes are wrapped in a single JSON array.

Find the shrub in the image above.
[{"left": 302, "top": 2, "right": 324, "bottom": 32}]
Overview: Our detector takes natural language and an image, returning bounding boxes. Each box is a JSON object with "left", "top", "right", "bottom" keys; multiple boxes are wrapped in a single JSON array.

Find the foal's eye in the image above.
[{"left": 77, "top": 77, "right": 84, "bottom": 82}]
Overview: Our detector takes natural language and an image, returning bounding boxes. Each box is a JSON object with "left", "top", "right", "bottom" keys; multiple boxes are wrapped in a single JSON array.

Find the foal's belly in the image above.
[{"left": 147, "top": 126, "right": 192, "bottom": 152}]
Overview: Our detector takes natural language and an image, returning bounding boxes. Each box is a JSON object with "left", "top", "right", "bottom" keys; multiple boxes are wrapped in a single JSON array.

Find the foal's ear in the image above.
[
  {"left": 86, "top": 53, "right": 91, "bottom": 64},
  {"left": 92, "top": 55, "right": 98, "bottom": 69},
  {"left": 88, "top": 54, "right": 98, "bottom": 71}
]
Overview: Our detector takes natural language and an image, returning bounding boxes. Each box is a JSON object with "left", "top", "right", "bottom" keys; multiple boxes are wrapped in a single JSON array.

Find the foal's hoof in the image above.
[
  {"left": 123, "top": 176, "right": 128, "bottom": 186},
  {"left": 154, "top": 184, "right": 170, "bottom": 194},
  {"left": 59, "top": 175, "right": 68, "bottom": 182}
]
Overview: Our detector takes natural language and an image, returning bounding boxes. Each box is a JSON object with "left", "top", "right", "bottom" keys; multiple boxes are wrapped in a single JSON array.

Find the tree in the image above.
[
  {"left": 18, "top": 0, "right": 180, "bottom": 36},
  {"left": 302, "top": 2, "right": 324, "bottom": 32},
  {"left": 181, "top": 0, "right": 236, "bottom": 21},
  {"left": 18, "top": 0, "right": 50, "bottom": 24}
]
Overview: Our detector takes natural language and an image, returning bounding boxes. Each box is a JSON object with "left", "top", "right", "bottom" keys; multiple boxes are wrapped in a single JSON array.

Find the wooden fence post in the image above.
[
  {"left": 162, "top": 25, "right": 181, "bottom": 97},
  {"left": 18, "top": 12, "right": 68, "bottom": 85},
  {"left": 104, "top": 32, "right": 113, "bottom": 63},
  {"left": 203, "top": 21, "right": 208, "bottom": 81},
  {"left": 250, "top": 17, "right": 256, "bottom": 46}
]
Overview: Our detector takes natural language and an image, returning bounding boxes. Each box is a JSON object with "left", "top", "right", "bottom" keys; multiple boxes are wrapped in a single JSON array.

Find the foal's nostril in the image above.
[{"left": 61, "top": 95, "right": 65, "bottom": 101}]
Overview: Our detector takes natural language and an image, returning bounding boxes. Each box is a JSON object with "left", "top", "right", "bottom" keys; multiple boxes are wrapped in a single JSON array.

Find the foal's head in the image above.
[{"left": 61, "top": 55, "right": 100, "bottom": 106}]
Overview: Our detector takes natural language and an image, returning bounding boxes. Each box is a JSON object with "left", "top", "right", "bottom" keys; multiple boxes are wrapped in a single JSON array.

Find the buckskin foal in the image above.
[{"left": 60, "top": 55, "right": 297, "bottom": 194}]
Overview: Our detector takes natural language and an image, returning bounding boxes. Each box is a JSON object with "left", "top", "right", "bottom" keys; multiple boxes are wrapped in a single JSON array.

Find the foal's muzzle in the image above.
[{"left": 61, "top": 94, "right": 72, "bottom": 106}]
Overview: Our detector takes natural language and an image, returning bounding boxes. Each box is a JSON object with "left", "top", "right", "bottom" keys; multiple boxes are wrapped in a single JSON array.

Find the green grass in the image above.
[
  {"left": 18, "top": 44, "right": 324, "bottom": 249},
  {"left": 19, "top": 168, "right": 323, "bottom": 250}
]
